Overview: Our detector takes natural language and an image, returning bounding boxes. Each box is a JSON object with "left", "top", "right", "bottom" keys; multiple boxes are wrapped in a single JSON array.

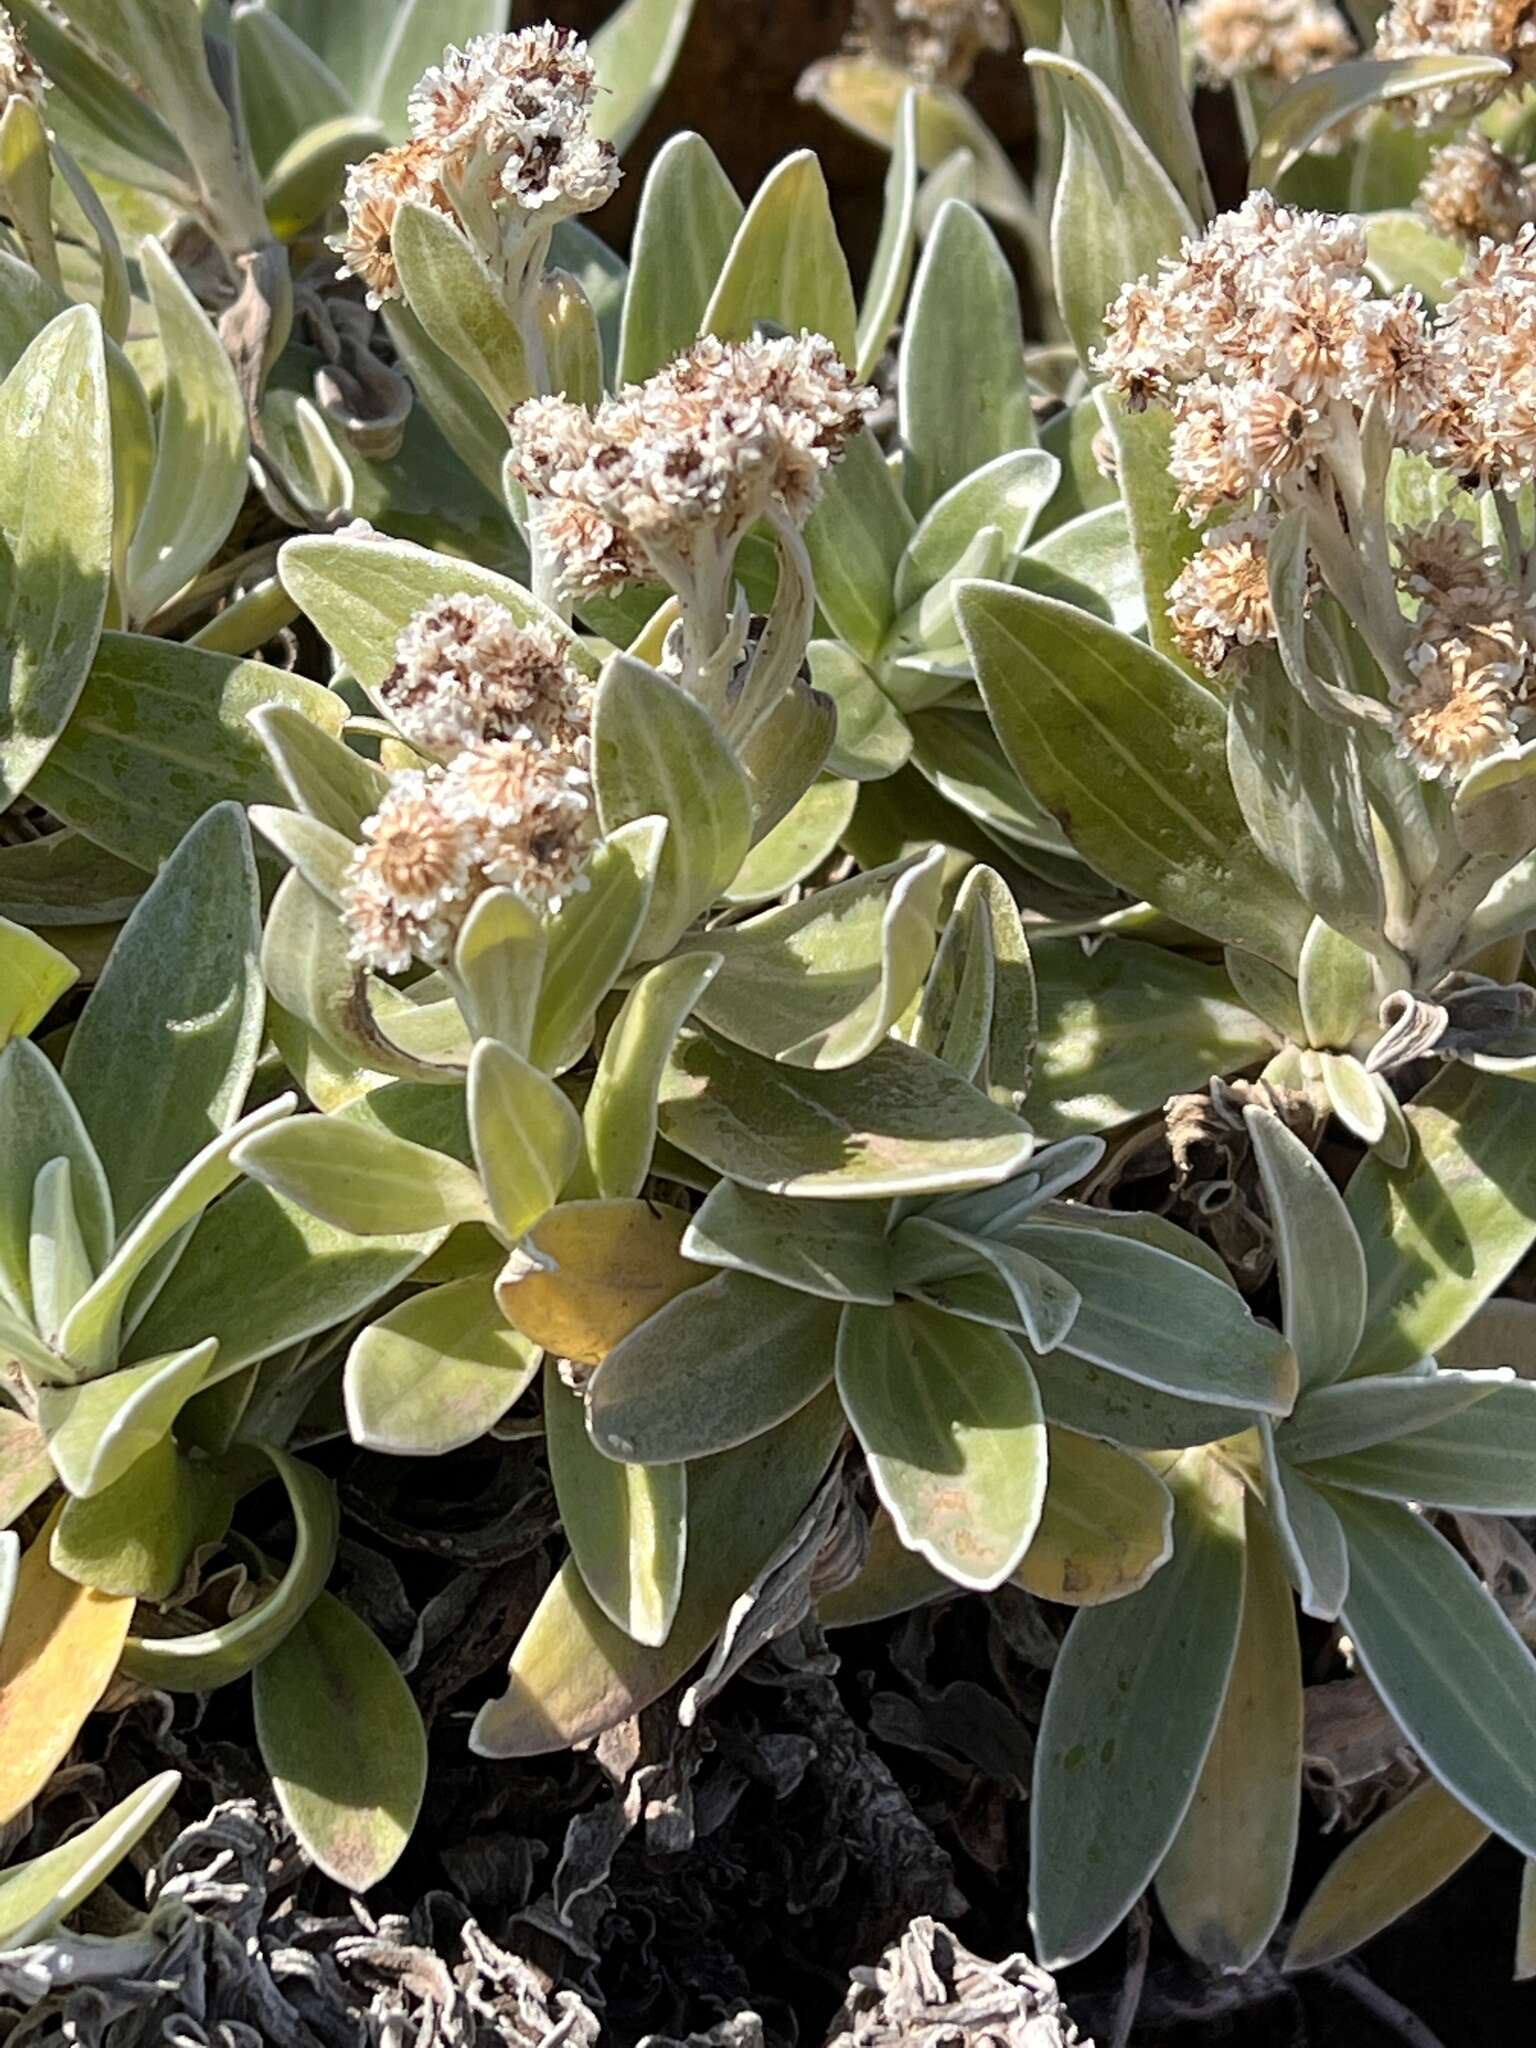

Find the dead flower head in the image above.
[
  {"left": 0, "top": 6, "right": 45, "bottom": 109},
  {"left": 1391, "top": 636, "right": 1520, "bottom": 779},
  {"left": 1167, "top": 514, "right": 1281, "bottom": 674},
  {"left": 380, "top": 594, "right": 592, "bottom": 760},
  {"left": 847, "top": 0, "right": 1011, "bottom": 85},
  {"left": 1420, "top": 135, "right": 1535, "bottom": 246}
]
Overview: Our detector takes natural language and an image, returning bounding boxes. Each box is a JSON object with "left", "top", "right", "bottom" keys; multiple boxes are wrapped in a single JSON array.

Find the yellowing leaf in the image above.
[
  {"left": 0, "top": 1510, "right": 133, "bottom": 1823},
  {"left": 496, "top": 1199, "right": 705, "bottom": 1365},
  {"left": 1014, "top": 1429, "right": 1173, "bottom": 1607}
]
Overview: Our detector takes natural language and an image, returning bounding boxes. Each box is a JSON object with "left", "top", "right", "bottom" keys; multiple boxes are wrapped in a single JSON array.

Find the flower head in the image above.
[
  {"left": 846, "top": 0, "right": 1010, "bottom": 84},
  {"left": 1374, "top": 0, "right": 1531, "bottom": 118},
  {"left": 380, "top": 595, "right": 592, "bottom": 759},
  {"left": 509, "top": 334, "right": 874, "bottom": 605},
  {"left": 1391, "top": 636, "right": 1520, "bottom": 778},
  {"left": 1167, "top": 514, "right": 1280, "bottom": 674},
  {"left": 331, "top": 139, "right": 451, "bottom": 306},
  {"left": 0, "top": 7, "right": 45, "bottom": 109},
  {"left": 1420, "top": 136, "right": 1534, "bottom": 246},
  {"left": 1185, "top": 0, "right": 1354, "bottom": 88}
]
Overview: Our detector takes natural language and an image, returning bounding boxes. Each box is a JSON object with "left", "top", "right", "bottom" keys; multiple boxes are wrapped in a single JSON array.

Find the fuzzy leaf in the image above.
[
  {"left": 702, "top": 150, "right": 856, "bottom": 364},
  {"left": 0, "top": 1769, "right": 179, "bottom": 1952},
  {"left": 588, "top": 0, "right": 699, "bottom": 152},
  {"left": 495, "top": 1199, "right": 703, "bottom": 1367},
  {"left": 682, "top": 1180, "right": 895, "bottom": 1305},
  {"left": 1251, "top": 54, "right": 1511, "bottom": 185},
  {"left": 618, "top": 132, "right": 741, "bottom": 383},
  {"left": 1260, "top": 1427, "right": 1350, "bottom": 1620},
  {"left": 392, "top": 201, "right": 530, "bottom": 416},
  {"left": 234, "top": 1114, "right": 491, "bottom": 1237},
  {"left": 531, "top": 816, "right": 667, "bottom": 1073},
  {"left": 1245, "top": 1107, "right": 1366, "bottom": 1390},
  {"left": 1014, "top": 1428, "right": 1173, "bottom": 1608},
  {"left": 580, "top": 952, "right": 722, "bottom": 1199},
  {"left": 468, "top": 1039, "right": 582, "bottom": 1243},
  {"left": 345, "top": 1277, "right": 541, "bottom": 1457}
]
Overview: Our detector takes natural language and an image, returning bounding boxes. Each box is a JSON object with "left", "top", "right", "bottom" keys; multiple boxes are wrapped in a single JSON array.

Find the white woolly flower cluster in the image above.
[
  {"left": 0, "top": 6, "right": 46, "bottom": 109},
  {"left": 508, "top": 334, "right": 875, "bottom": 615},
  {"left": 1420, "top": 135, "right": 1536, "bottom": 246},
  {"left": 378, "top": 594, "right": 592, "bottom": 761},
  {"left": 331, "top": 24, "right": 618, "bottom": 308},
  {"left": 1184, "top": 0, "right": 1354, "bottom": 89},
  {"left": 1374, "top": 0, "right": 1534, "bottom": 119},
  {"left": 1102, "top": 195, "right": 1536, "bottom": 779},
  {"left": 849, "top": 0, "right": 1011, "bottom": 84}
]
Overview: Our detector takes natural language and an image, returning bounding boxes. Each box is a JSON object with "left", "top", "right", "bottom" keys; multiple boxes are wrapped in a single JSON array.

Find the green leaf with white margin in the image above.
[
  {"left": 893, "top": 1217, "right": 1082, "bottom": 1354},
  {"left": 686, "top": 847, "right": 945, "bottom": 1069},
  {"left": 1024, "top": 51, "right": 1196, "bottom": 372},
  {"left": 1333, "top": 1489, "right": 1536, "bottom": 1860},
  {"left": 659, "top": 1028, "right": 1036, "bottom": 1200},
  {"left": 0, "top": 918, "right": 76, "bottom": 1044},
  {"left": 1030, "top": 1449, "right": 1248, "bottom": 1969},
  {"left": 1346, "top": 1066, "right": 1536, "bottom": 1377},
  {"left": 545, "top": 1359, "right": 686, "bottom": 1648},
  {"left": 958, "top": 580, "right": 1313, "bottom": 971},
  {"left": 55, "top": 1095, "right": 295, "bottom": 1376},
  {"left": 36, "top": 1338, "right": 216, "bottom": 1496},
  {"left": 254, "top": 1590, "right": 427, "bottom": 1890},
  {"left": 1284, "top": 1775, "right": 1490, "bottom": 1974},
  {"left": 29, "top": 635, "right": 346, "bottom": 872},
  {"left": 392, "top": 201, "right": 530, "bottom": 417},
  {"left": 125, "top": 237, "right": 247, "bottom": 625},
  {"left": 0, "top": 1769, "right": 180, "bottom": 1952},
  {"left": 1251, "top": 54, "right": 1512, "bottom": 186},
  {"left": 837, "top": 1300, "right": 1047, "bottom": 1592},
  {"left": 3, "top": 0, "right": 192, "bottom": 199},
  {"left": 897, "top": 200, "right": 1035, "bottom": 517},
  {"left": 681, "top": 1180, "right": 895, "bottom": 1305},
  {"left": 63, "top": 802, "right": 263, "bottom": 1230},
  {"left": 589, "top": 0, "right": 700, "bottom": 152},
  {"left": 905, "top": 706, "right": 1074, "bottom": 853},
  {"left": 702, "top": 150, "right": 857, "bottom": 365},
  {"left": 250, "top": 702, "right": 387, "bottom": 839},
  {"left": 579, "top": 952, "right": 722, "bottom": 1200},
  {"left": 1018, "top": 501, "right": 1146, "bottom": 637},
  {"left": 0, "top": 1042, "right": 112, "bottom": 1324},
  {"left": 618, "top": 131, "right": 742, "bottom": 385},
  {"left": 588, "top": 1270, "right": 840, "bottom": 1464},
  {"left": 1245, "top": 1107, "right": 1366, "bottom": 1390},
  {"left": 468, "top": 1038, "right": 582, "bottom": 1244},
  {"left": 1010, "top": 1221, "right": 1297, "bottom": 1416},
  {"left": 345, "top": 1276, "right": 540, "bottom": 1457},
  {"left": 856, "top": 89, "right": 919, "bottom": 381},
  {"left": 895, "top": 450, "right": 1061, "bottom": 614},
  {"left": 472, "top": 1387, "right": 846, "bottom": 1756},
  {"left": 279, "top": 534, "right": 599, "bottom": 696},
  {"left": 1297, "top": 914, "right": 1376, "bottom": 1052},
  {"left": 234, "top": 1114, "right": 492, "bottom": 1239},
  {"left": 453, "top": 888, "right": 546, "bottom": 1059},
  {"left": 1260, "top": 1423, "right": 1349, "bottom": 1620},
  {"left": 1094, "top": 390, "right": 1201, "bottom": 675},
  {"left": 28, "top": 1158, "right": 93, "bottom": 1347},
  {"left": 249, "top": 810, "right": 352, "bottom": 909},
  {"left": 1156, "top": 1498, "right": 1302, "bottom": 1973},
  {"left": 911, "top": 866, "right": 998, "bottom": 1084},
  {"left": 1227, "top": 646, "right": 1386, "bottom": 956},
  {"left": 529, "top": 816, "right": 667, "bottom": 1075},
  {"left": 1298, "top": 1380, "right": 1536, "bottom": 1513},
  {"left": 0, "top": 305, "right": 112, "bottom": 805},
  {"left": 593, "top": 655, "right": 751, "bottom": 963},
  {"left": 1281, "top": 1369, "right": 1502, "bottom": 1466}
]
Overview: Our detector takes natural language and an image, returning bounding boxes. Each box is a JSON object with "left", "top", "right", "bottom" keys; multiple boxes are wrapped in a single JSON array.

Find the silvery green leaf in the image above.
[
  {"left": 1025, "top": 51, "right": 1196, "bottom": 371},
  {"left": 1033, "top": 1350, "right": 1252, "bottom": 1450},
  {"left": 587, "top": 1271, "right": 839, "bottom": 1465},
  {"left": 1017, "top": 502, "right": 1146, "bottom": 636},
  {"left": 619, "top": 131, "right": 742, "bottom": 385},
  {"left": 1030, "top": 938, "right": 1274, "bottom": 1137},
  {"left": 453, "top": 889, "right": 546, "bottom": 1060},
  {"left": 1250, "top": 54, "right": 1511, "bottom": 185},
  {"left": 1228, "top": 655, "right": 1386, "bottom": 956},
  {"left": 1035, "top": 397, "right": 1121, "bottom": 533},
  {"left": 468, "top": 1038, "right": 582, "bottom": 1245},
  {"left": 723, "top": 779, "right": 857, "bottom": 905},
  {"left": 392, "top": 201, "right": 531, "bottom": 417},
  {"left": 1259, "top": 1423, "right": 1349, "bottom": 1620},
  {"left": 27, "top": 1158, "right": 93, "bottom": 1346},
  {"left": 685, "top": 847, "right": 944, "bottom": 1070},
  {"left": 579, "top": 952, "right": 722, "bottom": 1201},
  {"left": 1245, "top": 1107, "right": 1366, "bottom": 1389},
  {"left": 0, "top": 830, "right": 142, "bottom": 929},
  {"left": 588, "top": 0, "right": 699, "bottom": 151},
  {"left": 4, "top": 0, "right": 191, "bottom": 198},
  {"left": 249, "top": 804, "right": 353, "bottom": 905},
  {"left": 1298, "top": 1380, "right": 1536, "bottom": 1513},
  {"left": 681, "top": 1181, "right": 895, "bottom": 1305},
  {"left": 280, "top": 534, "right": 598, "bottom": 695},
  {"left": 1010, "top": 1221, "right": 1297, "bottom": 1415},
  {"left": 702, "top": 149, "right": 857, "bottom": 363},
  {"left": 125, "top": 238, "right": 247, "bottom": 624},
  {"left": 1364, "top": 209, "right": 1466, "bottom": 305},
  {"left": 919, "top": 1135, "right": 1106, "bottom": 1240},
  {"left": 1014, "top": 1425, "right": 1175, "bottom": 1609},
  {"left": 837, "top": 1301, "right": 1047, "bottom": 1591},
  {"left": 250, "top": 703, "right": 387, "bottom": 839},
  {"left": 254, "top": 1592, "right": 426, "bottom": 1890},
  {"left": 812, "top": 641, "right": 912, "bottom": 781},
  {"left": 265, "top": 114, "right": 389, "bottom": 243},
  {"left": 895, "top": 450, "right": 1060, "bottom": 613},
  {"left": 803, "top": 426, "right": 914, "bottom": 664},
  {"left": 1030, "top": 1451, "right": 1247, "bottom": 1968},
  {"left": 345, "top": 1277, "right": 539, "bottom": 1459},
  {"left": 545, "top": 1360, "right": 686, "bottom": 1648},
  {"left": 0, "top": 306, "right": 112, "bottom": 807},
  {"left": 894, "top": 1217, "right": 1081, "bottom": 1353},
  {"left": 1055, "top": 0, "right": 1212, "bottom": 216},
  {"left": 471, "top": 1390, "right": 845, "bottom": 1757},
  {"left": 30, "top": 636, "right": 347, "bottom": 872},
  {"left": 0, "top": 918, "right": 77, "bottom": 1046},
  {"left": 658, "top": 1028, "right": 1036, "bottom": 1200},
  {"left": 906, "top": 706, "right": 1074, "bottom": 856},
  {"left": 230, "top": 4, "right": 348, "bottom": 172},
  {"left": 898, "top": 200, "right": 1035, "bottom": 516},
  {"left": 959, "top": 582, "right": 1312, "bottom": 971},
  {"left": 0, "top": 1770, "right": 180, "bottom": 1953},
  {"left": 1453, "top": 736, "right": 1536, "bottom": 861},
  {"left": 234, "top": 1111, "right": 490, "bottom": 1240},
  {"left": 52, "top": 1432, "right": 232, "bottom": 1601},
  {"left": 0, "top": 1042, "right": 111, "bottom": 1326},
  {"left": 856, "top": 88, "right": 919, "bottom": 380},
  {"left": 381, "top": 300, "right": 508, "bottom": 499},
  {"left": 1155, "top": 1502, "right": 1302, "bottom": 1974},
  {"left": 1094, "top": 391, "right": 1201, "bottom": 674},
  {"left": 1283, "top": 1369, "right": 1504, "bottom": 1466},
  {"left": 119, "top": 1446, "right": 337, "bottom": 1692},
  {"left": 911, "top": 866, "right": 1000, "bottom": 1083},
  {"left": 530, "top": 816, "right": 667, "bottom": 1074},
  {"left": 1333, "top": 1490, "right": 1536, "bottom": 1861},
  {"left": 38, "top": 1337, "right": 217, "bottom": 1497},
  {"left": 733, "top": 663, "right": 834, "bottom": 837},
  {"left": 1224, "top": 948, "right": 1306, "bottom": 1043},
  {"left": 363, "top": 0, "right": 505, "bottom": 133}
]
